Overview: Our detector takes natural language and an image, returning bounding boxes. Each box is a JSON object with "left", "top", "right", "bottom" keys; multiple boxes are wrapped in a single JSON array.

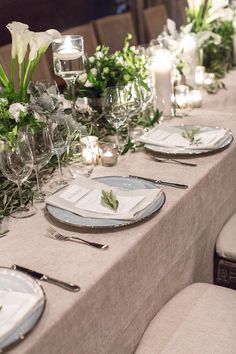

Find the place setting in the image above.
[{"left": 139, "top": 124, "right": 233, "bottom": 156}]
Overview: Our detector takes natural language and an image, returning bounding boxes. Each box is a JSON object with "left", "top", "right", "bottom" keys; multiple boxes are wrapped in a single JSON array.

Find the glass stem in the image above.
[
  {"left": 16, "top": 179, "right": 24, "bottom": 208},
  {"left": 34, "top": 166, "right": 41, "bottom": 193},
  {"left": 115, "top": 127, "right": 120, "bottom": 149},
  {"left": 57, "top": 154, "right": 63, "bottom": 182}
]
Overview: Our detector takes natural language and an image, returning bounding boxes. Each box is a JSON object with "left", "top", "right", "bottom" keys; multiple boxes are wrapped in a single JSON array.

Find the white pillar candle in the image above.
[
  {"left": 179, "top": 34, "right": 197, "bottom": 86},
  {"left": 149, "top": 49, "right": 173, "bottom": 119}
]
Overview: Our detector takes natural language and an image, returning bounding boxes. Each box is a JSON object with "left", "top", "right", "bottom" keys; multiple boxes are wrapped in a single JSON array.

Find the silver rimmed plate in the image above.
[
  {"left": 144, "top": 124, "right": 233, "bottom": 156},
  {"left": 0, "top": 267, "right": 45, "bottom": 352},
  {"left": 46, "top": 176, "right": 165, "bottom": 229}
]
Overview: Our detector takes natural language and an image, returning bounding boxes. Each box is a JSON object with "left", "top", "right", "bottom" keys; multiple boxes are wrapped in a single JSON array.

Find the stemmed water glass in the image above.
[
  {"left": 0, "top": 133, "right": 36, "bottom": 218},
  {"left": 48, "top": 113, "right": 70, "bottom": 189},
  {"left": 103, "top": 86, "right": 135, "bottom": 149},
  {"left": 26, "top": 125, "right": 53, "bottom": 202},
  {"left": 52, "top": 35, "right": 84, "bottom": 109}
]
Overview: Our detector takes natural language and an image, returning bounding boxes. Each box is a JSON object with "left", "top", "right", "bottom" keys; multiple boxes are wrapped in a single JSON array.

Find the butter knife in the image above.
[
  {"left": 129, "top": 175, "right": 188, "bottom": 189},
  {"left": 12, "top": 264, "right": 80, "bottom": 292}
]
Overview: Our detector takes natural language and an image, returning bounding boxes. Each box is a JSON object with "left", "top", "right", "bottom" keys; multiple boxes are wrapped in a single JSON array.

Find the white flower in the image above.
[
  {"left": 197, "top": 31, "right": 221, "bottom": 47},
  {"left": 95, "top": 51, "right": 104, "bottom": 59},
  {"left": 9, "top": 103, "right": 27, "bottom": 122},
  {"left": 116, "top": 57, "right": 124, "bottom": 65},
  {"left": 103, "top": 67, "right": 109, "bottom": 74},
  {"left": 78, "top": 72, "right": 87, "bottom": 83},
  {"left": 6, "top": 22, "right": 31, "bottom": 64},
  {"left": 84, "top": 80, "right": 94, "bottom": 88},
  {"left": 91, "top": 68, "right": 97, "bottom": 76},
  {"left": 187, "top": 0, "right": 203, "bottom": 12},
  {"left": 29, "top": 29, "right": 61, "bottom": 61},
  {"left": 89, "top": 56, "right": 95, "bottom": 63},
  {"left": 167, "top": 19, "right": 176, "bottom": 35}
]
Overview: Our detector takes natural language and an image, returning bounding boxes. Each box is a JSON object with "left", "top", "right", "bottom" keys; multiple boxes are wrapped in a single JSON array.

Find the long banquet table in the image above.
[{"left": 4, "top": 71, "right": 236, "bottom": 354}]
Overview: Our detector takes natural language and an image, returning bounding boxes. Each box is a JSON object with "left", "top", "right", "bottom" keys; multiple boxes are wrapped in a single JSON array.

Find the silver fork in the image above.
[
  {"left": 47, "top": 227, "right": 109, "bottom": 250},
  {"left": 153, "top": 156, "right": 197, "bottom": 167}
]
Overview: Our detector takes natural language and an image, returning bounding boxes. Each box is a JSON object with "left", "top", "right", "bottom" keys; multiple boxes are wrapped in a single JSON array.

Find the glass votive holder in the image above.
[
  {"left": 188, "top": 89, "right": 203, "bottom": 108},
  {"left": 204, "top": 73, "right": 215, "bottom": 88},
  {"left": 80, "top": 136, "right": 99, "bottom": 165},
  {"left": 175, "top": 85, "right": 189, "bottom": 109},
  {"left": 99, "top": 143, "right": 118, "bottom": 167},
  {"left": 195, "top": 66, "right": 205, "bottom": 87}
]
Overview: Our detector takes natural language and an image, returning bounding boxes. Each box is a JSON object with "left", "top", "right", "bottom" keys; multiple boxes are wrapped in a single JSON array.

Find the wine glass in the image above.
[
  {"left": 52, "top": 35, "right": 84, "bottom": 109},
  {"left": 26, "top": 126, "right": 53, "bottom": 202},
  {"left": 48, "top": 113, "right": 70, "bottom": 188},
  {"left": 0, "top": 134, "right": 36, "bottom": 218},
  {"left": 103, "top": 86, "right": 133, "bottom": 149}
]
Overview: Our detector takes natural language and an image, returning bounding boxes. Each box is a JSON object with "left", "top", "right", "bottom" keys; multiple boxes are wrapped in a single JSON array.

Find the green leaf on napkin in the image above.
[
  {"left": 101, "top": 190, "right": 119, "bottom": 211},
  {"left": 182, "top": 127, "right": 201, "bottom": 145}
]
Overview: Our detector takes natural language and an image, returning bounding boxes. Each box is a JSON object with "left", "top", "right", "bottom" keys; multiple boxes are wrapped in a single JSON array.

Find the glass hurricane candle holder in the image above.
[
  {"left": 99, "top": 143, "right": 118, "bottom": 167},
  {"left": 188, "top": 90, "right": 203, "bottom": 108},
  {"left": 204, "top": 73, "right": 215, "bottom": 89},
  {"left": 195, "top": 66, "right": 205, "bottom": 87},
  {"left": 175, "top": 85, "right": 189, "bottom": 109},
  {"left": 80, "top": 136, "right": 99, "bottom": 165}
]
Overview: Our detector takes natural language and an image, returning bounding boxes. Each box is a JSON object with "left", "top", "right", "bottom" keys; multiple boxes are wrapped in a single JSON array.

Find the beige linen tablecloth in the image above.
[{"left": 3, "top": 72, "right": 236, "bottom": 354}]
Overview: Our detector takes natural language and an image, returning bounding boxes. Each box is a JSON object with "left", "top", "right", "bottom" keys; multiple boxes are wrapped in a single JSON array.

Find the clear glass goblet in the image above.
[
  {"left": 0, "top": 134, "right": 36, "bottom": 218},
  {"left": 27, "top": 126, "right": 53, "bottom": 202},
  {"left": 48, "top": 113, "right": 70, "bottom": 189},
  {"left": 103, "top": 86, "right": 134, "bottom": 149}
]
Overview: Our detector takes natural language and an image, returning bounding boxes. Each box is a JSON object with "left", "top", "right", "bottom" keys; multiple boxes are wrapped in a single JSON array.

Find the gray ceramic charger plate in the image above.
[
  {"left": 0, "top": 267, "right": 45, "bottom": 352},
  {"left": 46, "top": 176, "right": 166, "bottom": 229},
  {"left": 144, "top": 124, "right": 233, "bottom": 156}
]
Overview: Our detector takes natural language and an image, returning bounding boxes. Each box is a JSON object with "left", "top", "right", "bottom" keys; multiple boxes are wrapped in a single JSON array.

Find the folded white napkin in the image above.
[
  {"left": 139, "top": 125, "right": 229, "bottom": 150},
  {"left": 46, "top": 177, "right": 162, "bottom": 220},
  {"left": 0, "top": 290, "right": 41, "bottom": 343}
]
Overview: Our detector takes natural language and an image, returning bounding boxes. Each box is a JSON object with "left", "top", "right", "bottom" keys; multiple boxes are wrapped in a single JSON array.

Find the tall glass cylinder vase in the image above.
[
  {"left": 179, "top": 33, "right": 197, "bottom": 87},
  {"left": 149, "top": 48, "right": 173, "bottom": 120}
]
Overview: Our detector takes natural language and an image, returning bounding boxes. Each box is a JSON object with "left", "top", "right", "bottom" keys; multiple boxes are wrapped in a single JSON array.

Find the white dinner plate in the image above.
[
  {"left": 0, "top": 267, "right": 45, "bottom": 352},
  {"left": 46, "top": 176, "right": 166, "bottom": 229},
  {"left": 144, "top": 124, "right": 233, "bottom": 156}
]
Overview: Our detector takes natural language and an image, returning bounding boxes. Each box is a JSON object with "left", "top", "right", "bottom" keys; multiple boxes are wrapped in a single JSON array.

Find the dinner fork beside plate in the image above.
[{"left": 47, "top": 227, "right": 109, "bottom": 250}]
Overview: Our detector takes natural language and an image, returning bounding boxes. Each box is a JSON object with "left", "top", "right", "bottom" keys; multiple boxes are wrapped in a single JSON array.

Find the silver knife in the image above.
[
  {"left": 129, "top": 175, "right": 188, "bottom": 189},
  {"left": 12, "top": 264, "right": 80, "bottom": 292}
]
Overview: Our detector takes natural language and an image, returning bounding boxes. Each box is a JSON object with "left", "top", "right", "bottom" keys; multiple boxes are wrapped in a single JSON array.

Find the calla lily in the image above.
[
  {"left": 29, "top": 29, "right": 61, "bottom": 61},
  {"left": 6, "top": 22, "right": 31, "bottom": 63},
  {"left": 187, "top": 0, "right": 204, "bottom": 13}
]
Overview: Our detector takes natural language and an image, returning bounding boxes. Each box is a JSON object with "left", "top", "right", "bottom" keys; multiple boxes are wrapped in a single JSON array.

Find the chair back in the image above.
[
  {"left": 94, "top": 12, "right": 138, "bottom": 52},
  {"left": 143, "top": 5, "right": 168, "bottom": 41},
  {"left": 62, "top": 23, "right": 98, "bottom": 56},
  {"left": 177, "top": 0, "right": 188, "bottom": 27}
]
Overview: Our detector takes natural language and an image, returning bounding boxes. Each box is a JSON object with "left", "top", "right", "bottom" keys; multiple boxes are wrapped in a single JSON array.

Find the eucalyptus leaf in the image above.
[{"left": 101, "top": 190, "right": 119, "bottom": 211}]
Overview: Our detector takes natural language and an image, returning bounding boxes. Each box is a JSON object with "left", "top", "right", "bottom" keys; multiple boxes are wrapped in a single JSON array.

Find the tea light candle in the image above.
[
  {"left": 100, "top": 143, "right": 118, "bottom": 167},
  {"left": 179, "top": 34, "right": 197, "bottom": 86},
  {"left": 175, "top": 85, "right": 189, "bottom": 109},
  {"left": 188, "top": 90, "right": 202, "bottom": 108},
  {"left": 149, "top": 48, "right": 173, "bottom": 119},
  {"left": 54, "top": 36, "right": 83, "bottom": 61},
  {"left": 195, "top": 66, "right": 206, "bottom": 87},
  {"left": 80, "top": 136, "right": 99, "bottom": 165}
]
